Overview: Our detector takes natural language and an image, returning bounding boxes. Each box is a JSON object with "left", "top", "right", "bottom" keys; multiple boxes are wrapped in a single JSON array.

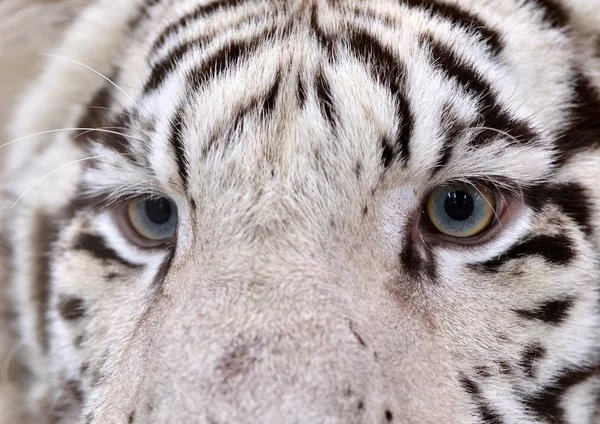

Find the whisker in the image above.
[
  {"left": 464, "top": 126, "right": 522, "bottom": 145},
  {"left": 11, "top": 154, "right": 124, "bottom": 208},
  {"left": 71, "top": 126, "right": 128, "bottom": 142},
  {"left": 42, "top": 53, "right": 143, "bottom": 111},
  {"left": 105, "top": 179, "right": 154, "bottom": 203},
  {"left": 1, "top": 128, "right": 144, "bottom": 150}
]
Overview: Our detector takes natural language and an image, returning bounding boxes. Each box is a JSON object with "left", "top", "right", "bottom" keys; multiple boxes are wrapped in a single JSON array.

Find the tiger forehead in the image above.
[{"left": 93, "top": 0, "right": 567, "bottom": 200}]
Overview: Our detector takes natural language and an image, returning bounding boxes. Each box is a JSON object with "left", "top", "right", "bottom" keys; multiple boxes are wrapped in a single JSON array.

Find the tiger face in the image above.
[{"left": 1, "top": 0, "right": 599, "bottom": 423}]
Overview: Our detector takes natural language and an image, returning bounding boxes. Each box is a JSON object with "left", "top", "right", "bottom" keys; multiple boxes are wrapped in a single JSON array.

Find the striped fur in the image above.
[{"left": 1, "top": 0, "right": 599, "bottom": 422}]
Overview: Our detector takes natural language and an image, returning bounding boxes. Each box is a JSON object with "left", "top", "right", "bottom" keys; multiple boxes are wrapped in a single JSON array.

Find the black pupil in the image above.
[
  {"left": 444, "top": 191, "right": 474, "bottom": 221},
  {"left": 144, "top": 198, "right": 172, "bottom": 225}
]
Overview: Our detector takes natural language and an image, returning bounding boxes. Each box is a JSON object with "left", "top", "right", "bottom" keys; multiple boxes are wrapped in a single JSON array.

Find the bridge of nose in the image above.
[{"left": 137, "top": 289, "right": 391, "bottom": 423}]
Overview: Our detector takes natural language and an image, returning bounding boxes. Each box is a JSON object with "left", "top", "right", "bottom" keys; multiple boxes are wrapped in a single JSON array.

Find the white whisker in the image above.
[
  {"left": 42, "top": 53, "right": 142, "bottom": 111},
  {"left": 464, "top": 126, "right": 522, "bottom": 145},
  {"left": 11, "top": 154, "right": 118, "bottom": 208},
  {"left": 1, "top": 128, "right": 144, "bottom": 149}
]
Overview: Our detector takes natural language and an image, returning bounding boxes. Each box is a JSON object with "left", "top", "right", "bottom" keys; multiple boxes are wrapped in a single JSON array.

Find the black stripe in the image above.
[
  {"left": 526, "top": 0, "right": 570, "bottom": 28},
  {"left": 58, "top": 296, "right": 86, "bottom": 321},
  {"left": 262, "top": 71, "right": 281, "bottom": 116},
  {"left": 433, "top": 104, "right": 467, "bottom": 175},
  {"left": 73, "top": 233, "right": 140, "bottom": 269},
  {"left": 424, "top": 36, "right": 536, "bottom": 146},
  {"left": 169, "top": 107, "right": 189, "bottom": 191},
  {"left": 380, "top": 137, "right": 395, "bottom": 169},
  {"left": 152, "top": 247, "right": 175, "bottom": 288},
  {"left": 553, "top": 73, "right": 600, "bottom": 167},
  {"left": 348, "top": 28, "right": 413, "bottom": 166},
  {"left": 315, "top": 69, "right": 337, "bottom": 128},
  {"left": 399, "top": 234, "right": 437, "bottom": 281},
  {"left": 33, "top": 212, "right": 59, "bottom": 353},
  {"left": 297, "top": 75, "right": 308, "bottom": 108},
  {"left": 400, "top": 0, "right": 503, "bottom": 55},
  {"left": 514, "top": 298, "right": 574, "bottom": 325},
  {"left": 187, "top": 28, "right": 275, "bottom": 92},
  {"left": 75, "top": 85, "right": 136, "bottom": 158},
  {"left": 94, "top": 114, "right": 134, "bottom": 156},
  {"left": 310, "top": 3, "right": 336, "bottom": 57},
  {"left": 205, "top": 73, "right": 282, "bottom": 156},
  {"left": 523, "top": 365, "right": 599, "bottom": 423},
  {"left": 472, "top": 234, "right": 575, "bottom": 272},
  {"left": 75, "top": 86, "right": 113, "bottom": 141},
  {"left": 146, "top": 10, "right": 271, "bottom": 93},
  {"left": 523, "top": 182, "right": 593, "bottom": 236},
  {"left": 150, "top": 0, "right": 247, "bottom": 54},
  {"left": 519, "top": 343, "right": 545, "bottom": 378},
  {"left": 144, "top": 38, "right": 210, "bottom": 93},
  {"left": 459, "top": 376, "right": 504, "bottom": 424}
]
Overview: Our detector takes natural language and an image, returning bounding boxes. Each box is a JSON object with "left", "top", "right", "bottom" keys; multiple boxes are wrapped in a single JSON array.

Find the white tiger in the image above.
[{"left": 0, "top": 0, "right": 599, "bottom": 423}]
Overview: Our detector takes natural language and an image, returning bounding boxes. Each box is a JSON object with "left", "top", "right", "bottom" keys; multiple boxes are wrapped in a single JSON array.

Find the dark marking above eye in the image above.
[
  {"left": 399, "top": 0, "right": 503, "bottom": 54},
  {"left": 523, "top": 364, "right": 599, "bottom": 422},
  {"left": 348, "top": 29, "right": 412, "bottom": 165},
  {"left": 58, "top": 296, "right": 86, "bottom": 321},
  {"left": 526, "top": 0, "right": 570, "bottom": 28},
  {"left": 433, "top": 105, "right": 468, "bottom": 176},
  {"left": 459, "top": 376, "right": 505, "bottom": 423},
  {"left": 150, "top": 0, "right": 248, "bottom": 53},
  {"left": 553, "top": 73, "right": 600, "bottom": 166},
  {"left": 514, "top": 298, "right": 574, "bottom": 325},
  {"left": 523, "top": 182, "right": 593, "bottom": 236},
  {"left": 423, "top": 35, "right": 536, "bottom": 147},
  {"left": 73, "top": 233, "right": 141, "bottom": 269},
  {"left": 385, "top": 410, "right": 393, "bottom": 421},
  {"left": 519, "top": 343, "right": 545, "bottom": 378},
  {"left": 169, "top": 107, "right": 189, "bottom": 192},
  {"left": 187, "top": 29, "right": 275, "bottom": 91},
  {"left": 74, "top": 85, "right": 112, "bottom": 142},
  {"left": 128, "top": 411, "right": 135, "bottom": 424},
  {"left": 471, "top": 234, "right": 575, "bottom": 272}
]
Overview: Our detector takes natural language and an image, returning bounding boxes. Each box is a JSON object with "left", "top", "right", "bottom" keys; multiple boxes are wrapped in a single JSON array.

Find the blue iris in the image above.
[
  {"left": 426, "top": 185, "right": 494, "bottom": 238},
  {"left": 128, "top": 197, "right": 178, "bottom": 241}
]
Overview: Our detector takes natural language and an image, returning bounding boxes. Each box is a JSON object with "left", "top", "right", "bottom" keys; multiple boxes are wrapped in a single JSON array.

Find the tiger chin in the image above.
[{"left": 0, "top": 0, "right": 599, "bottom": 423}]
